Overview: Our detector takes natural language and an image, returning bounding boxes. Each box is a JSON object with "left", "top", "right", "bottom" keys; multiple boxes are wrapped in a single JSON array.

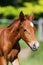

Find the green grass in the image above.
[
  {"left": 19, "top": 41, "right": 43, "bottom": 65},
  {"left": 0, "top": 23, "right": 43, "bottom": 65}
]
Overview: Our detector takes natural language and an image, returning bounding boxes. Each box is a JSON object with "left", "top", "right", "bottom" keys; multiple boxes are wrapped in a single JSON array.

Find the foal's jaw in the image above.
[{"left": 28, "top": 41, "right": 39, "bottom": 51}]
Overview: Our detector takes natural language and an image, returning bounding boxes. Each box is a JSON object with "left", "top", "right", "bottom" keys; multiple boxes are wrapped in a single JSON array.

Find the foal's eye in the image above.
[{"left": 24, "top": 29, "right": 27, "bottom": 32}]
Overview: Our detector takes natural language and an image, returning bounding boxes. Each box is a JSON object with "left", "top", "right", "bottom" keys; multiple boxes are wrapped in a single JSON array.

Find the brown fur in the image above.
[{"left": 0, "top": 11, "right": 39, "bottom": 65}]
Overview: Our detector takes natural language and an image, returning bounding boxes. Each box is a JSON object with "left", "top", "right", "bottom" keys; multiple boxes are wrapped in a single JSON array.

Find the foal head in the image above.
[{"left": 19, "top": 11, "right": 39, "bottom": 51}]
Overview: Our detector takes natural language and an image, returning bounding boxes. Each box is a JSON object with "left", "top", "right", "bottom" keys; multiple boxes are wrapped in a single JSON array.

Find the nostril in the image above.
[
  {"left": 33, "top": 44, "right": 36, "bottom": 49},
  {"left": 33, "top": 44, "right": 36, "bottom": 47}
]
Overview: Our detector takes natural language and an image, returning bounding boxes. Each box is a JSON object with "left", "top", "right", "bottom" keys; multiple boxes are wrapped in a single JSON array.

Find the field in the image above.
[
  {"left": 0, "top": 23, "right": 43, "bottom": 65},
  {"left": 19, "top": 41, "right": 43, "bottom": 65}
]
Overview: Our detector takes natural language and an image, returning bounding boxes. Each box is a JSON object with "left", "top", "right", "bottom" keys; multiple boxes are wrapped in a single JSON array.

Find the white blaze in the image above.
[{"left": 30, "top": 22, "right": 34, "bottom": 27}]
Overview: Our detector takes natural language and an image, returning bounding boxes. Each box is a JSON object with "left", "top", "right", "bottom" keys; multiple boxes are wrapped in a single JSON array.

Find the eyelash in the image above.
[
  {"left": 24, "top": 29, "right": 30, "bottom": 34},
  {"left": 24, "top": 29, "right": 27, "bottom": 32}
]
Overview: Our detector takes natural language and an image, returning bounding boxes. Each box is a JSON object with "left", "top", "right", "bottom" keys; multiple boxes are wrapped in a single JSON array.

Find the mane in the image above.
[
  {"left": 7, "top": 15, "right": 29, "bottom": 28},
  {"left": 7, "top": 18, "right": 19, "bottom": 28}
]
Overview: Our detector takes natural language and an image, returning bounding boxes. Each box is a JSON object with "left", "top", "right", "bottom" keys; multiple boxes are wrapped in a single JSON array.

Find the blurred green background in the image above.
[
  {"left": 0, "top": 0, "right": 43, "bottom": 65},
  {"left": 0, "top": 0, "right": 43, "bottom": 20}
]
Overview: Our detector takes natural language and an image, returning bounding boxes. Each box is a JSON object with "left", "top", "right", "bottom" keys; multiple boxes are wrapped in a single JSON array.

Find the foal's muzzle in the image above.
[{"left": 29, "top": 41, "right": 39, "bottom": 51}]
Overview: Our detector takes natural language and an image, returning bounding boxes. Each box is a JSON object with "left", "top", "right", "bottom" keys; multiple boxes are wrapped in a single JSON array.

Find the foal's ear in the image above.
[
  {"left": 29, "top": 13, "right": 34, "bottom": 21},
  {"left": 19, "top": 11, "right": 24, "bottom": 22}
]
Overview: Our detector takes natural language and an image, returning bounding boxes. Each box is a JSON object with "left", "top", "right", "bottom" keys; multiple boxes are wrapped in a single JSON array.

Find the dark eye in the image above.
[{"left": 24, "top": 29, "right": 27, "bottom": 32}]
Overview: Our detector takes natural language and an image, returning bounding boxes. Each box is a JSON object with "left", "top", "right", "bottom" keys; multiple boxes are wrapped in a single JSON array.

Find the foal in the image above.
[{"left": 0, "top": 11, "right": 39, "bottom": 65}]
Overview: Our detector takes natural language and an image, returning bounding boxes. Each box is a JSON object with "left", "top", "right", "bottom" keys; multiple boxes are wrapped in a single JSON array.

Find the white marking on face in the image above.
[
  {"left": 28, "top": 41, "right": 39, "bottom": 49},
  {"left": 30, "top": 22, "right": 34, "bottom": 27}
]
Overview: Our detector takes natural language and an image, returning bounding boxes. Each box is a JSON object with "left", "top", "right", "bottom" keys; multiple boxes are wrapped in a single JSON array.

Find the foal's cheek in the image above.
[
  {"left": 24, "top": 32, "right": 34, "bottom": 42},
  {"left": 22, "top": 32, "right": 30, "bottom": 42}
]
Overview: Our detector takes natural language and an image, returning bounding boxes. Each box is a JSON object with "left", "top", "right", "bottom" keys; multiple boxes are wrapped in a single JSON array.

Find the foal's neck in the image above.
[
  {"left": 7, "top": 18, "right": 20, "bottom": 43},
  {"left": 8, "top": 19, "right": 19, "bottom": 31}
]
